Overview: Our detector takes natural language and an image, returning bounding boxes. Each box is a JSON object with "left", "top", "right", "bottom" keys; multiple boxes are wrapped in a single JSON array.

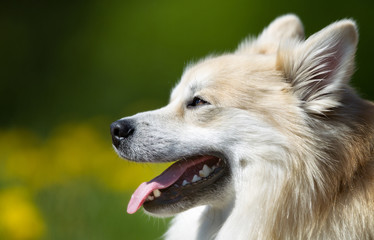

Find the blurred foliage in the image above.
[
  {"left": 0, "top": 0, "right": 373, "bottom": 239},
  {"left": 1, "top": 0, "right": 373, "bottom": 132},
  {"left": 0, "top": 122, "right": 170, "bottom": 239}
]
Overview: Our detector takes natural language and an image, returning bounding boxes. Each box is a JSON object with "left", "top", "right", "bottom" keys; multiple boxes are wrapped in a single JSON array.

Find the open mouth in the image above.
[{"left": 127, "top": 155, "right": 229, "bottom": 214}]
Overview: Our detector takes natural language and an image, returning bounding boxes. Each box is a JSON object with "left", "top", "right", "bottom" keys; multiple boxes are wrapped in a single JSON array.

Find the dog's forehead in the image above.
[
  {"left": 170, "top": 54, "right": 277, "bottom": 101},
  {"left": 171, "top": 58, "right": 217, "bottom": 99}
]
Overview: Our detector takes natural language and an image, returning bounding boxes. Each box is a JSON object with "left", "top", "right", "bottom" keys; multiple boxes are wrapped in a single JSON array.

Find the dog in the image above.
[{"left": 110, "top": 14, "right": 374, "bottom": 239}]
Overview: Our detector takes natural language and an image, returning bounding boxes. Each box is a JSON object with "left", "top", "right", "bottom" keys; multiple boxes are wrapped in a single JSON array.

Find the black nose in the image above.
[{"left": 110, "top": 119, "right": 135, "bottom": 148}]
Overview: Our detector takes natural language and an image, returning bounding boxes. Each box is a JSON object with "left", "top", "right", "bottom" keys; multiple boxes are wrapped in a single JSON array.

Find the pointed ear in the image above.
[
  {"left": 277, "top": 20, "right": 358, "bottom": 114},
  {"left": 236, "top": 14, "right": 304, "bottom": 55}
]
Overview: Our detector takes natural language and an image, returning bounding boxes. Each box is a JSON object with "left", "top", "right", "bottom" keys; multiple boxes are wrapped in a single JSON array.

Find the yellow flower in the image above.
[{"left": 0, "top": 187, "right": 45, "bottom": 240}]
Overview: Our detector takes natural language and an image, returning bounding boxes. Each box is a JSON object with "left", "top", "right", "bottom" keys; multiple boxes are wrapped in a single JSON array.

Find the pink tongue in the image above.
[{"left": 127, "top": 156, "right": 211, "bottom": 214}]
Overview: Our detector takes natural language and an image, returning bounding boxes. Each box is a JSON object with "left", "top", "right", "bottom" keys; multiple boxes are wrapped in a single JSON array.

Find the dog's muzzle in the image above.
[{"left": 110, "top": 119, "right": 135, "bottom": 148}]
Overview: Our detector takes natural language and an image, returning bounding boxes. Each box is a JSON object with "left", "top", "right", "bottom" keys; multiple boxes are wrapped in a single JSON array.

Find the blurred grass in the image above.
[
  {"left": 37, "top": 181, "right": 169, "bottom": 240},
  {"left": 0, "top": 122, "right": 170, "bottom": 240}
]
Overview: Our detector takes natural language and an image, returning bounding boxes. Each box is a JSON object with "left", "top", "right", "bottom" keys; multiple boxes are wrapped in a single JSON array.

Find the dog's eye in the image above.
[{"left": 187, "top": 97, "right": 209, "bottom": 108}]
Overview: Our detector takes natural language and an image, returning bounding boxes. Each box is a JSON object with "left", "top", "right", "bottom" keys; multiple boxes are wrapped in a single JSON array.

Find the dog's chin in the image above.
[{"left": 123, "top": 153, "right": 231, "bottom": 217}]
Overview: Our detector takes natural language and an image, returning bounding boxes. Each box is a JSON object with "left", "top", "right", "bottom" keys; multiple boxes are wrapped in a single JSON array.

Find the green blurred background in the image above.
[{"left": 0, "top": 0, "right": 373, "bottom": 239}]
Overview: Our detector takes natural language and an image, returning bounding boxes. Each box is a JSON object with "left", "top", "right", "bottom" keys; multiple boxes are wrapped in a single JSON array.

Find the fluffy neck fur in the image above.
[
  {"left": 280, "top": 93, "right": 374, "bottom": 239},
  {"left": 166, "top": 90, "right": 374, "bottom": 240}
]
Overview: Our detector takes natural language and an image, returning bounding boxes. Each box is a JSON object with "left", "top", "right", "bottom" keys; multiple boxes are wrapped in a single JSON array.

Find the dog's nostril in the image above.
[
  {"left": 120, "top": 127, "right": 134, "bottom": 139},
  {"left": 111, "top": 121, "right": 135, "bottom": 138},
  {"left": 112, "top": 126, "right": 120, "bottom": 138},
  {"left": 110, "top": 120, "right": 135, "bottom": 147}
]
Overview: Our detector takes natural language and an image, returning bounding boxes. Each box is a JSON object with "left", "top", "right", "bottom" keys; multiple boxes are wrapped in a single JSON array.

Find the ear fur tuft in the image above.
[{"left": 277, "top": 20, "right": 358, "bottom": 114}]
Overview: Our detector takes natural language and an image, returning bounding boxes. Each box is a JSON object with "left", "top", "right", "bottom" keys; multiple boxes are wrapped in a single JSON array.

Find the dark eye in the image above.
[{"left": 187, "top": 97, "right": 209, "bottom": 108}]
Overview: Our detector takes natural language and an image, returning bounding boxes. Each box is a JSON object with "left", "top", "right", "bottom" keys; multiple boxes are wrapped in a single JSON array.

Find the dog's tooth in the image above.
[
  {"left": 174, "top": 184, "right": 179, "bottom": 187},
  {"left": 199, "top": 170, "right": 207, "bottom": 177},
  {"left": 182, "top": 180, "right": 189, "bottom": 186},
  {"left": 212, "top": 165, "right": 217, "bottom": 171},
  {"left": 153, "top": 189, "right": 161, "bottom": 198},
  {"left": 147, "top": 195, "right": 154, "bottom": 201},
  {"left": 192, "top": 175, "right": 201, "bottom": 183},
  {"left": 202, "top": 164, "right": 212, "bottom": 175}
]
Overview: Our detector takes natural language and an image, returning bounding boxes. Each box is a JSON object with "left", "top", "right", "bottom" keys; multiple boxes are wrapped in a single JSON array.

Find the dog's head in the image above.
[{"left": 111, "top": 14, "right": 358, "bottom": 216}]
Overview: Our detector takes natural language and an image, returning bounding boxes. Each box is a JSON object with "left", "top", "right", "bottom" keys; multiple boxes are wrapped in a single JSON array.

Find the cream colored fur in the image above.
[
  {"left": 165, "top": 15, "right": 374, "bottom": 240},
  {"left": 114, "top": 14, "right": 374, "bottom": 239}
]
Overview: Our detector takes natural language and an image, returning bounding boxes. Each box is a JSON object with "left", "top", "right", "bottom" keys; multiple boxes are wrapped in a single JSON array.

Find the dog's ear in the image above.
[
  {"left": 236, "top": 14, "right": 304, "bottom": 55},
  {"left": 277, "top": 20, "right": 358, "bottom": 115}
]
